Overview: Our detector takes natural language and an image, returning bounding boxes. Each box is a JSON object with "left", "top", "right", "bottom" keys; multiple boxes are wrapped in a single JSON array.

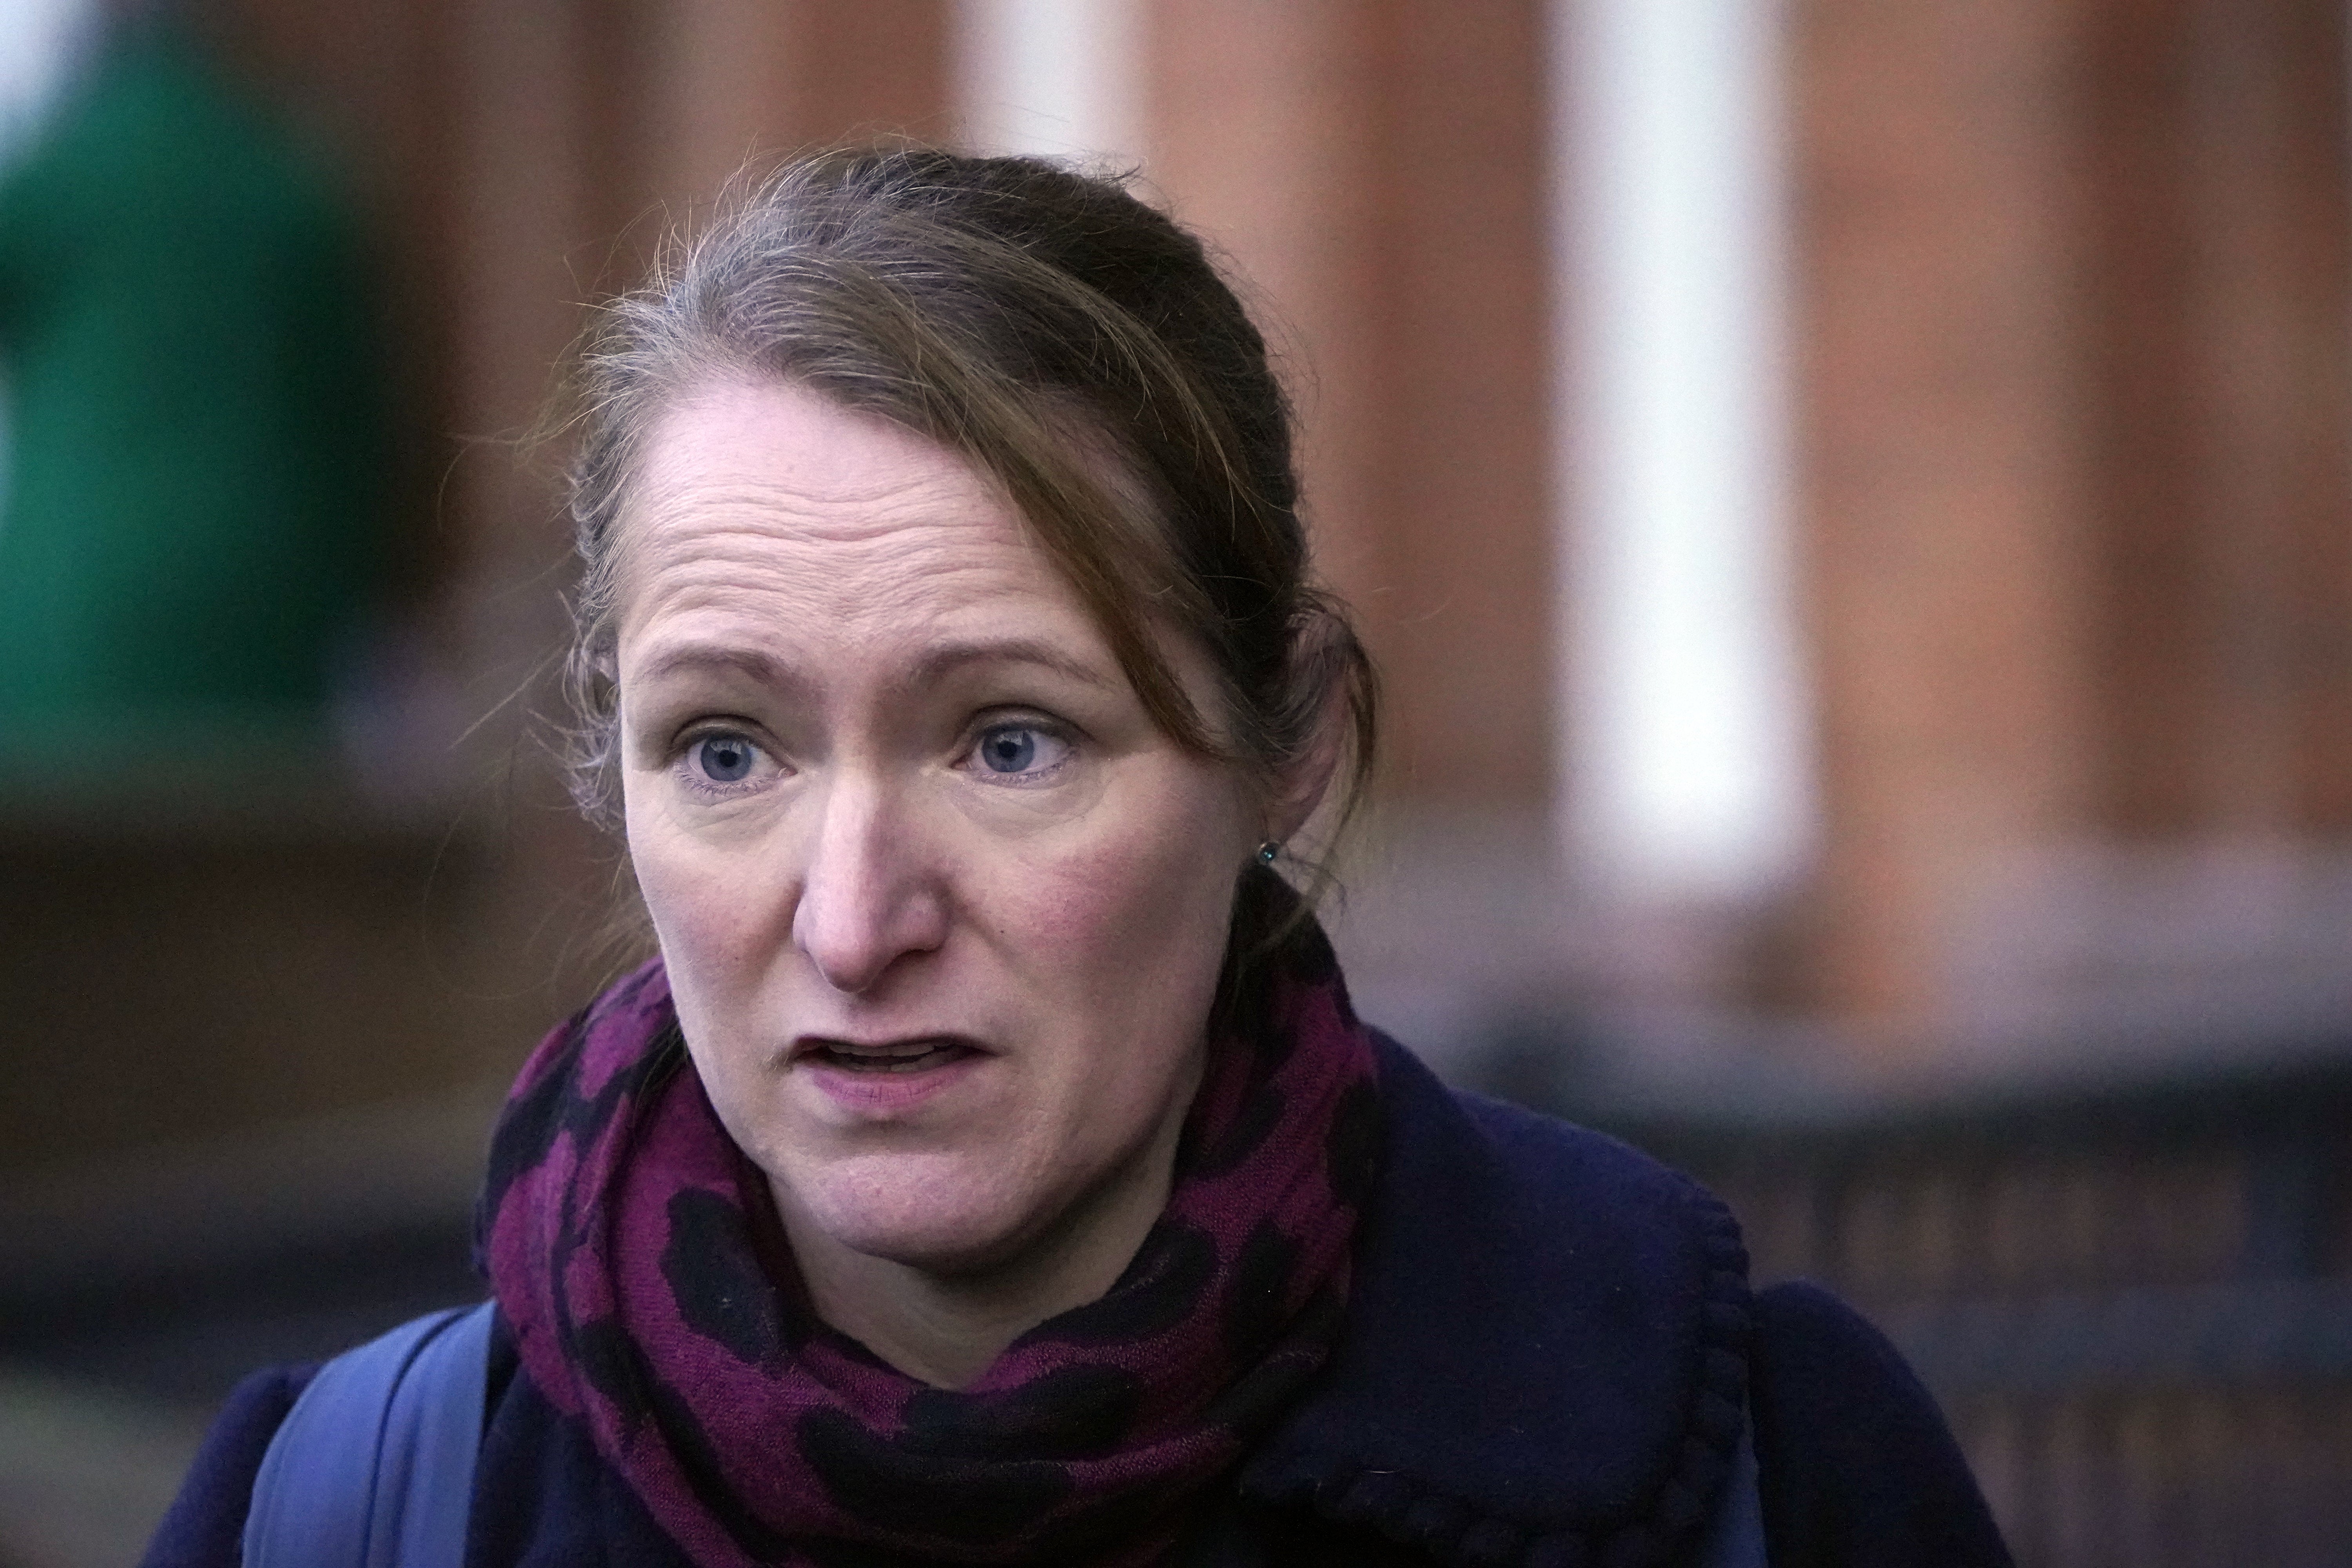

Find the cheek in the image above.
[
  {"left": 623, "top": 784, "right": 775, "bottom": 1007},
  {"left": 625, "top": 799, "right": 797, "bottom": 1135},
  {"left": 624, "top": 787, "right": 699, "bottom": 942},
  {"left": 1007, "top": 772, "right": 1246, "bottom": 1009}
]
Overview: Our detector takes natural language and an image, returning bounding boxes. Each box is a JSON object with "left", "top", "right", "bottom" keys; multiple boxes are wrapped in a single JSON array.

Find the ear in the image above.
[{"left": 1264, "top": 678, "right": 1352, "bottom": 847}]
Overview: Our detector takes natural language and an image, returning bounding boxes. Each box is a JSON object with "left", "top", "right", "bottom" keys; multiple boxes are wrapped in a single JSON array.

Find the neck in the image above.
[{"left": 774, "top": 1063, "right": 1200, "bottom": 1389}]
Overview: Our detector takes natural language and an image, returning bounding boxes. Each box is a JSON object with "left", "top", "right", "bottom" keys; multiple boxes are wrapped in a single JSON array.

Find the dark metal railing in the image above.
[{"left": 1511, "top": 1038, "right": 2352, "bottom": 1568}]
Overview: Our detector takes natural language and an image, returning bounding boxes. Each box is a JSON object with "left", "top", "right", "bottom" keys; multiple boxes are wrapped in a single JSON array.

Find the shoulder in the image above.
[
  {"left": 142, "top": 1314, "right": 687, "bottom": 1568},
  {"left": 1372, "top": 1026, "right": 1738, "bottom": 1232},
  {"left": 1448, "top": 1060, "right": 1733, "bottom": 1221},
  {"left": 1242, "top": 1034, "right": 2011, "bottom": 1566},
  {"left": 1385, "top": 1053, "right": 2011, "bottom": 1566},
  {"left": 1749, "top": 1280, "right": 2014, "bottom": 1567},
  {"left": 468, "top": 1312, "right": 693, "bottom": 1567},
  {"left": 137, "top": 1363, "right": 315, "bottom": 1568},
  {"left": 1237, "top": 1033, "right": 1752, "bottom": 1566},
  {"left": 1363, "top": 1029, "right": 1747, "bottom": 1319}
]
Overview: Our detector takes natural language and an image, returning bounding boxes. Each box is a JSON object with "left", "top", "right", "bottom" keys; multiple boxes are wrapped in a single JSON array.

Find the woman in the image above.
[{"left": 145, "top": 148, "right": 2009, "bottom": 1568}]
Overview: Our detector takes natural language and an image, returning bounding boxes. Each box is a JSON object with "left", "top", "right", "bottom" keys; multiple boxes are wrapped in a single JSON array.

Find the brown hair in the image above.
[{"left": 559, "top": 147, "right": 1377, "bottom": 916}]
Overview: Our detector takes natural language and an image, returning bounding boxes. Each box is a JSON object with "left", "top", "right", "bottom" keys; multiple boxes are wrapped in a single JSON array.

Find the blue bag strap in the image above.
[
  {"left": 242, "top": 1300, "right": 494, "bottom": 1568},
  {"left": 1693, "top": 1408, "right": 1769, "bottom": 1568}
]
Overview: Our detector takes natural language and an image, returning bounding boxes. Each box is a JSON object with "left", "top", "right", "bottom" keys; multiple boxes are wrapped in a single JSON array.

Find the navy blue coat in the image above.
[{"left": 142, "top": 1035, "right": 2011, "bottom": 1567}]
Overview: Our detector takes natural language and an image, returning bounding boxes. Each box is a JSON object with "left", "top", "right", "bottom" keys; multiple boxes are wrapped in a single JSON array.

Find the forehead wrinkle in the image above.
[
  {"left": 633, "top": 533, "right": 1027, "bottom": 631},
  {"left": 624, "top": 479, "right": 982, "bottom": 585},
  {"left": 619, "top": 502, "right": 1038, "bottom": 643},
  {"left": 615, "top": 381, "right": 1124, "bottom": 696},
  {"left": 617, "top": 537, "right": 1097, "bottom": 718},
  {"left": 631, "top": 394, "right": 1003, "bottom": 542},
  {"left": 635, "top": 465, "right": 974, "bottom": 534}
]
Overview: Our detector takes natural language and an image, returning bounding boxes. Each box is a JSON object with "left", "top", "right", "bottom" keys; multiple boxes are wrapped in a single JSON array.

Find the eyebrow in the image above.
[
  {"left": 633, "top": 644, "right": 804, "bottom": 692},
  {"left": 630, "top": 637, "right": 1118, "bottom": 696},
  {"left": 903, "top": 638, "right": 1117, "bottom": 694}
]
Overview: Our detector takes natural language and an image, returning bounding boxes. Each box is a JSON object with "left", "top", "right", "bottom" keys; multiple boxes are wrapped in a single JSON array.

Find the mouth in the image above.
[{"left": 797, "top": 1037, "right": 982, "bottom": 1075}]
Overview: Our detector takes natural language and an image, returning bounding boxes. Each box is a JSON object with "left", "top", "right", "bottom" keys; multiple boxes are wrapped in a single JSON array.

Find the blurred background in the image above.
[{"left": 2, "top": 0, "right": 2348, "bottom": 1563}]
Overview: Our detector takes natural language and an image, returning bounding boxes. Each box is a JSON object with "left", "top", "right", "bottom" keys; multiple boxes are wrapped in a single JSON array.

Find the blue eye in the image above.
[
  {"left": 693, "top": 734, "right": 758, "bottom": 783},
  {"left": 978, "top": 726, "right": 1038, "bottom": 774}
]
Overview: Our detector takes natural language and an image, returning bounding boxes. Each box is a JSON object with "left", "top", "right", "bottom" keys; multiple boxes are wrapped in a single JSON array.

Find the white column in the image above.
[
  {"left": 1552, "top": 0, "right": 1811, "bottom": 900},
  {"left": 0, "top": 0, "right": 91, "bottom": 159},
  {"left": 950, "top": 0, "right": 1145, "bottom": 164},
  {"left": 0, "top": 0, "right": 99, "bottom": 539}
]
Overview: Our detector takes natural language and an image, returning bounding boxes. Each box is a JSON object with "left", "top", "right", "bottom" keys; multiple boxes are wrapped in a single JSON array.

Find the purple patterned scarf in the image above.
[{"left": 479, "top": 906, "right": 1381, "bottom": 1567}]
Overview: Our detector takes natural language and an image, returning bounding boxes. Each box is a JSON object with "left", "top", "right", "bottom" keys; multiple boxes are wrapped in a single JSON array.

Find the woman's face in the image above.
[{"left": 615, "top": 379, "right": 1256, "bottom": 1277}]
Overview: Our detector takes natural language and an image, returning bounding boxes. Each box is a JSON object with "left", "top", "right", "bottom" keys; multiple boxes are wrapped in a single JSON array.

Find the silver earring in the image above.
[{"left": 1256, "top": 840, "right": 1280, "bottom": 865}]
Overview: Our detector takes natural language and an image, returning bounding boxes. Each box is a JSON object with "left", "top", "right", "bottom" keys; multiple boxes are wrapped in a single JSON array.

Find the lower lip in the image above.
[{"left": 796, "top": 1047, "right": 988, "bottom": 1115}]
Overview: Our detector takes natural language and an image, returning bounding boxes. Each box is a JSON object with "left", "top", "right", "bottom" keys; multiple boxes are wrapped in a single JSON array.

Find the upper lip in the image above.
[{"left": 788, "top": 1033, "right": 991, "bottom": 1062}]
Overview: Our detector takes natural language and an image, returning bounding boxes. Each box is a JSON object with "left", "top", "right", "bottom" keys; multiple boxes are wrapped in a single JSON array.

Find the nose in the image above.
[{"left": 790, "top": 775, "right": 947, "bottom": 995}]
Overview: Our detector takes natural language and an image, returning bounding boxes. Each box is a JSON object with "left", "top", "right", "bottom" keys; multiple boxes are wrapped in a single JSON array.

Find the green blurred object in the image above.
[{"left": 0, "top": 26, "right": 384, "bottom": 755}]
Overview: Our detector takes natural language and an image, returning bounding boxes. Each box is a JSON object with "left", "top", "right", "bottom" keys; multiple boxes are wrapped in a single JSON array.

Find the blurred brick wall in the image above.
[
  {"left": 1790, "top": 0, "right": 2352, "bottom": 1053},
  {"left": 11, "top": 0, "right": 2350, "bottom": 1180},
  {"left": 1147, "top": 0, "right": 1558, "bottom": 815}
]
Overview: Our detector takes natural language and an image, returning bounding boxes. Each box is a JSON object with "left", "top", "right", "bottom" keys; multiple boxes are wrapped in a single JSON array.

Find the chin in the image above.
[{"left": 795, "top": 1160, "right": 1045, "bottom": 1276}]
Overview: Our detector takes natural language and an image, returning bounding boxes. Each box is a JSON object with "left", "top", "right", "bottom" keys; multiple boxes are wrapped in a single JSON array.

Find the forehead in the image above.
[{"left": 616, "top": 380, "right": 1092, "bottom": 655}]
